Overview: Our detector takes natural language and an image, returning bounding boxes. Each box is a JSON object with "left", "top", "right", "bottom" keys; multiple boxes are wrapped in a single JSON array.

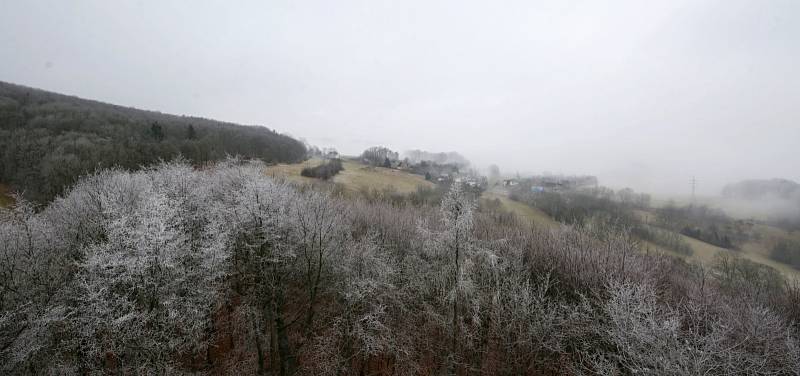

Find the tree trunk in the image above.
[
  {"left": 272, "top": 290, "right": 296, "bottom": 376},
  {"left": 255, "top": 322, "right": 266, "bottom": 375},
  {"left": 450, "top": 234, "right": 461, "bottom": 376}
]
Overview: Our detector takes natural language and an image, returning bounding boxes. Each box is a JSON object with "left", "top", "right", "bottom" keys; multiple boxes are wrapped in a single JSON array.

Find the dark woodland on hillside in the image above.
[{"left": 0, "top": 82, "right": 306, "bottom": 203}]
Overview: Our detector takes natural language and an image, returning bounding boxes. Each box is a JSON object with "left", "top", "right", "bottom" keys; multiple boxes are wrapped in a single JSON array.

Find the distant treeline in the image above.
[
  {"left": 655, "top": 204, "right": 751, "bottom": 249},
  {"left": 403, "top": 149, "right": 470, "bottom": 167},
  {"left": 510, "top": 185, "right": 645, "bottom": 228},
  {"left": 510, "top": 185, "right": 694, "bottom": 255},
  {"left": 0, "top": 81, "right": 306, "bottom": 203}
]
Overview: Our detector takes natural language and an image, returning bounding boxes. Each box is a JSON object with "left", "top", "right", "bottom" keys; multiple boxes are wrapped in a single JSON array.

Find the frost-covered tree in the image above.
[
  {"left": 418, "top": 183, "right": 477, "bottom": 373},
  {"left": 214, "top": 160, "right": 347, "bottom": 375},
  {"left": 301, "top": 236, "right": 406, "bottom": 375},
  {"left": 66, "top": 162, "right": 229, "bottom": 372},
  {"left": 361, "top": 146, "right": 399, "bottom": 166},
  {"left": 223, "top": 167, "right": 300, "bottom": 375},
  {"left": 289, "top": 190, "right": 345, "bottom": 333},
  {"left": 2, "top": 157, "right": 799, "bottom": 374},
  {"left": 0, "top": 196, "right": 76, "bottom": 372},
  {"left": 440, "top": 183, "right": 475, "bottom": 358},
  {"left": 586, "top": 281, "right": 800, "bottom": 375},
  {"left": 3, "top": 160, "right": 243, "bottom": 372}
]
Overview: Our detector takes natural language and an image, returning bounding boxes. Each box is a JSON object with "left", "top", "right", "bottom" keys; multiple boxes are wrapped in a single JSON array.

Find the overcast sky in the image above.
[{"left": 1, "top": 0, "right": 798, "bottom": 195}]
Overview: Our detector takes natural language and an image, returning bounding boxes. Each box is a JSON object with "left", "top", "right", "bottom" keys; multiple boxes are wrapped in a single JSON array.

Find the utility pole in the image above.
[{"left": 691, "top": 176, "right": 696, "bottom": 206}]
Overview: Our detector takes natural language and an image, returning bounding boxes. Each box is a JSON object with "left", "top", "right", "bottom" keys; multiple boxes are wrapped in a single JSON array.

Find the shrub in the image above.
[{"left": 301, "top": 158, "right": 343, "bottom": 180}]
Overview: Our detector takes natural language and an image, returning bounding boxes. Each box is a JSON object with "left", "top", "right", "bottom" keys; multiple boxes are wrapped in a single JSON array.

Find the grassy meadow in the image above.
[
  {"left": 266, "top": 158, "right": 435, "bottom": 194},
  {"left": 481, "top": 190, "right": 560, "bottom": 229}
]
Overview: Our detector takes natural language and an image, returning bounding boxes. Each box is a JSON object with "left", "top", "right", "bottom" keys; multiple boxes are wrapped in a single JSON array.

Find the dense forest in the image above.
[
  {"left": 1, "top": 158, "right": 798, "bottom": 374},
  {"left": 0, "top": 81, "right": 306, "bottom": 203}
]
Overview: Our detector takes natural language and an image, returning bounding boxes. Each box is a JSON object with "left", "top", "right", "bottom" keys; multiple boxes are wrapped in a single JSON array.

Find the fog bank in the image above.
[{"left": 2, "top": 0, "right": 798, "bottom": 196}]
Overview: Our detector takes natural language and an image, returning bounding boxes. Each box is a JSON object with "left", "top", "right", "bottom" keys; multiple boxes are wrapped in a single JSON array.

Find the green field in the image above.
[
  {"left": 266, "top": 158, "right": 435, "bottom": 194},
  {"left": 333, "top": 160, "right": 435, "bottom": 193}
]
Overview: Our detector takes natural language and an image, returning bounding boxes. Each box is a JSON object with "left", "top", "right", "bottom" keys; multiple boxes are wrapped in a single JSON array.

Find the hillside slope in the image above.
[
  {"left": 0, "top": 81, "right": 306, "bottom": 202},
  {"left": 509, "top": 194, "right": 800, "bottom": 280},
  {"left": 333, "top": 160, "right": 435, "bottom": 193},
  {"left": 637, "top": 207, "right": 800, "bottom": 280},
  {"left": 481, "top": 189, "right": 560, "bottom": 228}
]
